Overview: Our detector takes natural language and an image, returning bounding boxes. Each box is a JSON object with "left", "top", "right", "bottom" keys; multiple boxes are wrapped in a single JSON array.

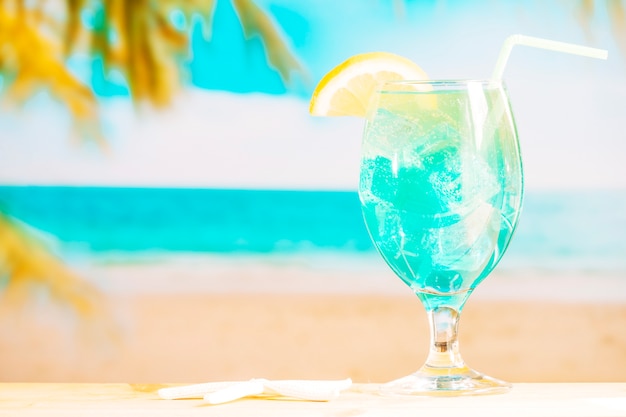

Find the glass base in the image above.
[{"left": 379, "top": 365, "right": 512, "bottom": 397}]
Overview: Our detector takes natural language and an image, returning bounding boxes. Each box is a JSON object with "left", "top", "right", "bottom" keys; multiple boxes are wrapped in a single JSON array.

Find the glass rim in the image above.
[{"left": 376, "top": 79, "right": 506, "bottom": 91}]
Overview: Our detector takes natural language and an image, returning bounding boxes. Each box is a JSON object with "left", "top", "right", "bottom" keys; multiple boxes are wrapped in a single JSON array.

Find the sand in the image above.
[{"left": 0, "top": 258, "right": 624, "bottom": 384}]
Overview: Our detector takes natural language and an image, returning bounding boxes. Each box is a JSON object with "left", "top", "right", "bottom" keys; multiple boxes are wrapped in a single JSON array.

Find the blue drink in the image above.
[{"left": 358, "top": 80, "right": 523, "bottom": 395}]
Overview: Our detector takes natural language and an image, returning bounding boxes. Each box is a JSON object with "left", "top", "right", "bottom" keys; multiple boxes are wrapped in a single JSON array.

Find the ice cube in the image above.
[
  {"left": 410, "top": 121, "right": 501, "bottom": 214},
  {"left": 387, "top": 122, "right": 464, "bottom": 213},
  {"left": 359, "top": 156, "right": 398, "bottom": 203},
  {"left": 425, "top": 201, "right": 500, "bottom": 271}
]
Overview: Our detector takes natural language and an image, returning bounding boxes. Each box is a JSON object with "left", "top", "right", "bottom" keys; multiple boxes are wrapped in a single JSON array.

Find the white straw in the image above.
[{"left": 491, "top": 34, "right": 608, "bottom": 80}]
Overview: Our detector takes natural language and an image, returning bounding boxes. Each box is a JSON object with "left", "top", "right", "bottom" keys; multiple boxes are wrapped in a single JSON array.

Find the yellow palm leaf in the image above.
[
  {"left": 232, "top": 0, "right": 304, "bottom": 83},
  {"left": 0, "top": 214, "right": 103, "bottom": 317}
]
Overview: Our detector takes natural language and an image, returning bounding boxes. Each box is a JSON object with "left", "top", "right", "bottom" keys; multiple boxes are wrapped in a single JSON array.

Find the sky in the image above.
[{"left": 1, "top": 0, "right": 625, "bottom": 191}]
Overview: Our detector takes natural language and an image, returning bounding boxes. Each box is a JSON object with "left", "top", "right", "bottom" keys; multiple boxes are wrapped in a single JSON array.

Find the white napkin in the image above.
[{"left": 158, "top": 378, "right": 352, "bottom": 404}]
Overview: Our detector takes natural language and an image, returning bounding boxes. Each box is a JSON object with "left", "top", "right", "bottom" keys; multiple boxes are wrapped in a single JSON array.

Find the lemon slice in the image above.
[{"left": 309, "top": 52, "right": 429, "bottom": 117}]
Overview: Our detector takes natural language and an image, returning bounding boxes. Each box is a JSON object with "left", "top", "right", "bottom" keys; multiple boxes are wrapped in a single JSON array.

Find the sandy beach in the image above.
[{"left": 0, "top": 258, "right": 624, "bottom": 384}]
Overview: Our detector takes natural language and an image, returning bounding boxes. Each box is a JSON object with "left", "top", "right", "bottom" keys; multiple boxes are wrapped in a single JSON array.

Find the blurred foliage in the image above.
[
  {"left": 575, "top": 0, "right": 626, "bottom": 58},
  {"left": 0, "top": 2, "right": 101, "bottom": 142},
  {"left": 0, "top": 212, "right": 105, "bottom": 318},
  {"left": 0, "top": 0, "right": 303, "bottom": 140}
]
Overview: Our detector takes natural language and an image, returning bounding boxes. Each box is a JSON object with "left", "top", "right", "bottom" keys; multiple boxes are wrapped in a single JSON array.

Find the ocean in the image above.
[{"left": 0, "top": 186, "right": 624, "bottom": 272}]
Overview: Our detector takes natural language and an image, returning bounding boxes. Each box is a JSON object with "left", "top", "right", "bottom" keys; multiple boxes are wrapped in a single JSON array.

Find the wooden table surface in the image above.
[{"left": 0, "top": 383, "right": 625, "bottom": 416}]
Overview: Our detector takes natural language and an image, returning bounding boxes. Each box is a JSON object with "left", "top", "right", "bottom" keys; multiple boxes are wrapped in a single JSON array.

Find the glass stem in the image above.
[{"left": 423, "top": 306, "right": 465, "bottom": 370}]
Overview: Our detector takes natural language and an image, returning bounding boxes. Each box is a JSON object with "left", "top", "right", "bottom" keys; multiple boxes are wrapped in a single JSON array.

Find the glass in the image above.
[{"left": 359, "top": 79, "right": 523, "bottom": 396}]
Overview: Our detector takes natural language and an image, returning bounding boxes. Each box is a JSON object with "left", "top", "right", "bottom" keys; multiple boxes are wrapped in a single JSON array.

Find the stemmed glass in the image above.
[{"left": 359, "top": 79, "right": 523, "bottom": 395}]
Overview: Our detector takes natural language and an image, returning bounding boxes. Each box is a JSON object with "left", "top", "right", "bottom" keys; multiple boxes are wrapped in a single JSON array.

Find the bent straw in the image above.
[{"left": 492, "top": 34, "right": 608, "bottom": 80}]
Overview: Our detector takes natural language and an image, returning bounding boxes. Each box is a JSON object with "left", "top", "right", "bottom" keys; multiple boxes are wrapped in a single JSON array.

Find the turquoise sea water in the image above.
[{"left": 0, "top": 186, "right": 624, "bottom": 272}]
